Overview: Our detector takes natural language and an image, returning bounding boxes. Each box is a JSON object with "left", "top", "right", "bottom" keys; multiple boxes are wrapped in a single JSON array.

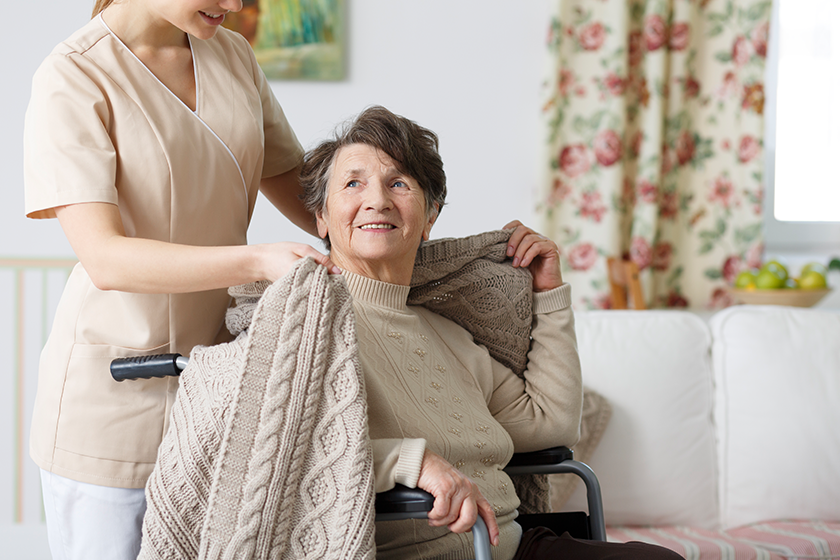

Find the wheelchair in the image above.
[{"left": 112, "top": 354, "right": 606, "bottom": 560}]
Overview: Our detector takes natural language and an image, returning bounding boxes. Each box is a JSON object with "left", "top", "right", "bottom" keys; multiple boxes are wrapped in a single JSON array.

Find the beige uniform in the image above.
[{"left": 23, "top": 16, "right": 303, "bottom": 488}]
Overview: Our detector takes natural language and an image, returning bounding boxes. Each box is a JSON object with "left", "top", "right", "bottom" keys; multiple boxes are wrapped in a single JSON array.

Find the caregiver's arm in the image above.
[
  {"left": 259, "top": 164, "right": 320, "bottom": 238},
  {"left": 55, "top": 201, "right": 338, "bottom": 293}
]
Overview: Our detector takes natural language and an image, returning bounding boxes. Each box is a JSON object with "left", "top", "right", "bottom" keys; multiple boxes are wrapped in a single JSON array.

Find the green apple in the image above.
[
  {"left": 801, "top": 262, "right": 828, "bottom": 277},
  {"left": 756, "top": 268, "right": 785, "bottom": 289},
  {"left": 760, "top": 260, "right": 789, "bottom": 282},
  {"left": 734, "top": 270, "right": 757, "bottom": 289},
  {"left": 799, "top": 270, "right": 827, "bottom": 290}
]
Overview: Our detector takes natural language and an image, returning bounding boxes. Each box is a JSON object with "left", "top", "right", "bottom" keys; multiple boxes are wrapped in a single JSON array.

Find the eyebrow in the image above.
[{"left": 340, "top": 167, "right": 403, "bottom": 179}]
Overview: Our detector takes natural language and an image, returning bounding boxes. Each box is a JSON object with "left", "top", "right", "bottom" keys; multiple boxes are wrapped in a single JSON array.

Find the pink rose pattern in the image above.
[
  {"left": 593, "top": 129, "right": 623, "bottom": 166},
  {"left": 732, "top": 36, "right": 751, "bottom": 67},
  {"left": 669, "top": 22, "right": 690, "bottom": 51},
  {"left": 644, "top": 15, "right": 668, "bottom": 51},
  {"left": 579, "top": 191, "right": 608, "bottom": 222},
  {"left": 709, "top": 175, "right": 737, "bottom": 208},
  {"left": 559, "top": 144, "right": 592, "bottom": 177},
  {"left": 721, "top": 255, "right": 745, "bottom": 284},
  {"left": 675, "top": 130, "right": 696, "bottom": 166},
  {"left": 567, "top": 242, "right": 599, "bottom": 271},
  {"left": 738, "top": 135, "right": 760, "bottom": 163},
  {"left": 542, "top": 1, "right": 767, "bottom": 309},
  {"left": 636, "top": 179, "right": 658, "bottom": 203},
  {"left": 578, "top": 22, "right": 606, "bottom": 51}
]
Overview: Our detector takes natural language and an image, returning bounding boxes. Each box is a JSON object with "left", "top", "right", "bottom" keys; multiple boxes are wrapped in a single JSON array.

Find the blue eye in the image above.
[
  {"left": 392, "top": 181, "right": 406, "bottom": 188},
  {"left": 347, "top": 180, "right": 360, "bottom": 188}
]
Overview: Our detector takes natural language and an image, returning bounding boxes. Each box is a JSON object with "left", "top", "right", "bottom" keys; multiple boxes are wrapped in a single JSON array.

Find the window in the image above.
[{"left": 764, "top": 0, "right": 840, "bottom": 252}]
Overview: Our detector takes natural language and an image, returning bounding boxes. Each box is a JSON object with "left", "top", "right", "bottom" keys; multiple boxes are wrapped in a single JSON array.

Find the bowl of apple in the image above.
[{"left": 727, "top": 260, "right": 832, "bottom": 307}]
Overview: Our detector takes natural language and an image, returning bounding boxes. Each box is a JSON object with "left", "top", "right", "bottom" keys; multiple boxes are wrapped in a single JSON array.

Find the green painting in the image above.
[{"left": 223, "top": 0, "right": 344, "bottom": 81}]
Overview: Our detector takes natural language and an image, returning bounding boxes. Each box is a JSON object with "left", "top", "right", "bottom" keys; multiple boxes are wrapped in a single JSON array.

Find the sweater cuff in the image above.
[
  {"left": 533, "top": 283, "right": 572, "bottom": 314},
  {"left": 394, "top": 438, "right": 427, "bottom": 488}
]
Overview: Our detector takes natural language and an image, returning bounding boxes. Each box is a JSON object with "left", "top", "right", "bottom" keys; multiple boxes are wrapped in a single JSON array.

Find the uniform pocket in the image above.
[{"left": 55, "top": 342, "right": 172, "bottom": 464}]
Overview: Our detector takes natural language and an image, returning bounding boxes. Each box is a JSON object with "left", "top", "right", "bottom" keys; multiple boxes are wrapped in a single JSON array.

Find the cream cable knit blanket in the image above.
[
  {"left": 138, "top": 230, "right": 557, "bottom": 559},
  {"left": 138, "top": 258, "right": 376, "bottom": 560}
]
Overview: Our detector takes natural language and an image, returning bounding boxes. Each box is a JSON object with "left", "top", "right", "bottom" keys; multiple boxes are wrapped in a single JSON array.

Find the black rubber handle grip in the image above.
[
  {"left": 374, "top": 484, "right": 435, "bottom": 514},
  {"left": 506, "top": 446, "right": 574, "bottom": 468},
  {"left": 110, "top": 353, "right": 183, "bottom": 382}
]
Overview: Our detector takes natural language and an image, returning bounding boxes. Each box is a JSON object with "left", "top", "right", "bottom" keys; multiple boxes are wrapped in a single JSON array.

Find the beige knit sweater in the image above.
[
  {"left": 347, "top": 270, "right": 580, "bottom": 560},
  {"left": 138, "top": 230, "right": 582, "bottom": 560}
]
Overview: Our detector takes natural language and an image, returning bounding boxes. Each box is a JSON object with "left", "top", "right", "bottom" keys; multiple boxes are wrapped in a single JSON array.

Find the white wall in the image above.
[{"left": 3, "top": 0, "right": 553, "bottom": 259}]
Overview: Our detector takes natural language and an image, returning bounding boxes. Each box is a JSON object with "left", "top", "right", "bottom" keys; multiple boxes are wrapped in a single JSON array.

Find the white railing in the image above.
[{"left": 0, "top": 258, "right": 76, "bottom": 525}]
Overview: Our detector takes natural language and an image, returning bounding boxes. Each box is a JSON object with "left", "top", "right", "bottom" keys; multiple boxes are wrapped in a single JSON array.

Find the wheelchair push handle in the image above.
[{"left": 110, "top": 353, "right": 187, "bottom": 382}]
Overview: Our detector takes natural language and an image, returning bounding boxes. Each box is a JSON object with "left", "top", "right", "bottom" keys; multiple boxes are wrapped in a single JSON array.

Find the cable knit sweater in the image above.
[{"left": 345, "top": 270, "right": 582, "bottom": 560}]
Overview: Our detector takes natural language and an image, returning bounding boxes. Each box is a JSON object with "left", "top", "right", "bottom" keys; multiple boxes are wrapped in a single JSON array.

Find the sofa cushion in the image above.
[
  {"left": 710, "top": 306, "right": 840, "bottom": 529},
  {"left": 607, "top": 526, "right": 787, "bottom": 560},
  {"left": 725, "top": 520, "right": 840, "bottom": 559},
  {"left": 564, "top": 310, "right": 718, "bottom": 528}
]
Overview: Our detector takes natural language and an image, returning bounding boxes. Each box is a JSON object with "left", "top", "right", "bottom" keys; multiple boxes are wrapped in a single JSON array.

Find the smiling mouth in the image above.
[
  {"left": 360, "top": 224, "right": 396, "bottom": 230},
  {"left": 200, "top": 11, "right": 225, "bottom": 18}
]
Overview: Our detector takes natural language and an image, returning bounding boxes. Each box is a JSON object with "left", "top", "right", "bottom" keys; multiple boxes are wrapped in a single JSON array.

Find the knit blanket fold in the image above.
[
  {"left": 139, "top": 258, "right": 376, "bottom": 560},
  {"left": 139, "top": 230, "right": 557, "bottom": 559}
]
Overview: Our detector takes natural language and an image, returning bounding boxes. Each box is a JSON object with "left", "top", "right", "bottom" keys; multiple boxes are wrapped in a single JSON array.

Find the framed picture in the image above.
[{"left": 223, "top": 0, "right": 344, "bottom": 81}]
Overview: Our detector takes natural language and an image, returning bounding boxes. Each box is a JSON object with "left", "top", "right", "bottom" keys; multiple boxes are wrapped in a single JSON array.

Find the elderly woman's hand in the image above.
[
  {"left": 504, "top": 220, "right": 563, "bottom": 292},
  {"left": 416, "top": 449, "right": 500, "bottom": 547}
]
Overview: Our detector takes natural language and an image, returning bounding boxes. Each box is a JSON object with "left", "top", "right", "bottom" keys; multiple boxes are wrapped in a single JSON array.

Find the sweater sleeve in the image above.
[
  {"left": 486, "top": 283, "right": 583, "bottom": 452},
  {"left": 371, "top": 438, "right": 426, "bottom": 493}
]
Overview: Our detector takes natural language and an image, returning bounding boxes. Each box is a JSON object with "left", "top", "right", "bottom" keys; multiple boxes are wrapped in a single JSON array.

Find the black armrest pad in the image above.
[
  {"left": 375, "top": 484, "right": 435, "bottom": 515},
  {"left": 506, "top": 446, "right": 573, "bottom": 468}
]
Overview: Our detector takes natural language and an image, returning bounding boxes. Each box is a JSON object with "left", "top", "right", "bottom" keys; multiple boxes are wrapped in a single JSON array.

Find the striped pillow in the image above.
[
  {"left": 607, "top": 526, "right": 786, "bottom": 560},
  {"left": 725, "top": 520, "right": 840, "bottom": 560}
]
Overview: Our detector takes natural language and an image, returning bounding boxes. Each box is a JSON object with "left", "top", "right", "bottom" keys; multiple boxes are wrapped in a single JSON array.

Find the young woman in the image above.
[{"left": 23, "top": 1, "right": 335, "bottom": 558}]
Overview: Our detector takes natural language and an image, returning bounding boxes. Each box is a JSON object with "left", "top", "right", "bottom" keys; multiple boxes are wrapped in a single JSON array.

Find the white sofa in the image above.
[{"left": 556, "top": 305, "right": 840, "bottom": 560}]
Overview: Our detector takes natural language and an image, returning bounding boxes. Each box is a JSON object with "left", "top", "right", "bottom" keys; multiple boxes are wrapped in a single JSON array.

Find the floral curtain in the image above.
[{"left": 539, "top": 0, "right": 771, "bottom": 309}]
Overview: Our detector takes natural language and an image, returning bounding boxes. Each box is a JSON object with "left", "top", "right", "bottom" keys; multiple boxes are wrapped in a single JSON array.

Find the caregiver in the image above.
[{"left": 22, "top": 1, "right": 335, "bottom": 559}]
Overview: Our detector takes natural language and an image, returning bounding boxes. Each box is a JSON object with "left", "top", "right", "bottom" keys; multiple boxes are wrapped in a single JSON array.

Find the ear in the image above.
[
  {"left": 422, "top": 203, "right": 439, "bottom": 241},
  {"left": 316, "top": 210, "right": 329, "bottom": 239}
]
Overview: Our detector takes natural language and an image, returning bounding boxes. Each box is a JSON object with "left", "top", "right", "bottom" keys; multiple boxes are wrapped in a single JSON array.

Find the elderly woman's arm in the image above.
[
  {"left": 489, "top": 221, "right": 583, "bottom": 450},
  {"left": 371, "top": 438, "right": 502, "bottom": 546},
  {"left": 487, "top": 289, "right": 583, "bottom": 450}
]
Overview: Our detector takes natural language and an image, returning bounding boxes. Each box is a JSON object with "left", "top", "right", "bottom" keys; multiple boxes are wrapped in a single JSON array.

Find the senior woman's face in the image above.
[{"left": 315, "top": 143, "right": 437, "bottom": 284}]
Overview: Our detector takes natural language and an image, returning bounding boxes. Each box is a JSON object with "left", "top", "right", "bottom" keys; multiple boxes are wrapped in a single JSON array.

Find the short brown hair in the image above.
[{"left": 300, "top": 106, "right": 447, "bottom": 249}]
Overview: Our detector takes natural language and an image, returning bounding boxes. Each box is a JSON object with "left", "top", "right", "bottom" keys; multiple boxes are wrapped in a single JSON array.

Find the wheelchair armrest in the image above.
[
  {"left": 502, "top": 445, "right": 607, "bottom": 542},
  {"left": 374, "top": 484, "right": 493, "bottom": 560},
  {"left": 505, "top": 446, "right": 574, "bottom": 468},
  {"left": 374, "top": 484, "right": 434, "bottom": 520}
]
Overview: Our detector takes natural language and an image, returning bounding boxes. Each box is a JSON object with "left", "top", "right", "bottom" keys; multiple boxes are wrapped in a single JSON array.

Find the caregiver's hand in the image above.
[
  {"left": 417, "top": 449, "right": 500, "bottom": 546},
  {"left": 258, "top": 242, "right": 341, "bottom": 281},
  {"left": 504, "top": 220, "right": 563, "bottom": 292}
]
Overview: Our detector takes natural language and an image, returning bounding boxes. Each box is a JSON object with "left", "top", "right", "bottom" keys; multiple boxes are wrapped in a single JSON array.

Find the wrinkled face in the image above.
[{"left": 316, "top": 144, "right": 437, "bottom": 284}]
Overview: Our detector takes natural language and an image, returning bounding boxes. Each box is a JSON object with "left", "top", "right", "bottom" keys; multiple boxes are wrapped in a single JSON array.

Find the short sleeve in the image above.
[
  {"left": 24, "top": 53, "right": 119, "bottom": 220},
  {"left": 243, "top": 41, "right": 304, "bottom": 178}
]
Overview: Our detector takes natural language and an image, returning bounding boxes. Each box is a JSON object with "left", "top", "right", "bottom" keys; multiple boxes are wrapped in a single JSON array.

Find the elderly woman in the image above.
[{"left": 299, "top": 106, "right": 681, "bottom": 560}]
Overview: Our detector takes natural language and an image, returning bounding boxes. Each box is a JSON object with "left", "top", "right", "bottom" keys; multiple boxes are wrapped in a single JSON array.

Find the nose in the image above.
[
  {"left": 220, "top": 0, "right": 243, "bottom": 12},
  {"left": 363, "top": 180, "right": 394, "bottom": 211}
]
